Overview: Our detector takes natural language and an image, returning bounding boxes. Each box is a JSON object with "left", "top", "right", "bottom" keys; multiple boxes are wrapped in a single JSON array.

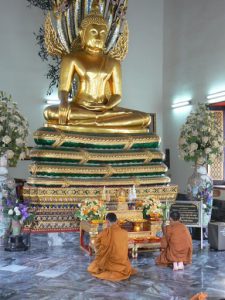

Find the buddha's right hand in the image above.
[
  {"left": 58, "top": 91, "right": 70, "bottom": 124},
  {"left": 58, "top": 101, "right": 69, "bottom": 124}
]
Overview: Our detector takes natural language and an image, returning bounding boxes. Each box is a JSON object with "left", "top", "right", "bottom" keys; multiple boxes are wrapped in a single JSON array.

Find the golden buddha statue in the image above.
[{"left": 44, "top": 0, "right": 151, "bottom": 133}]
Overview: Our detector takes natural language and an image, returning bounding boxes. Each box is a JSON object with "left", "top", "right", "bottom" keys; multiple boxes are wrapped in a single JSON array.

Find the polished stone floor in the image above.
[{"left": 0, "top": 234, "right": 225, "bottom": 300}]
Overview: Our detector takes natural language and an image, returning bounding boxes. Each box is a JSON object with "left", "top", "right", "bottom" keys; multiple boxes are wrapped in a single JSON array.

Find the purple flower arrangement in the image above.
[
  {"left": 195, "top": 182, "right": 213, "bottom": 214},
  {"left": 4, "top": 199, "right": 34, "bottom": 224}
]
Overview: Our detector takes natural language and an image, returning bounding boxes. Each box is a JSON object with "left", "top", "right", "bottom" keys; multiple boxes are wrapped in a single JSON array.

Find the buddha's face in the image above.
[{"left": 82, "top": 24, "right": 107, "bottom": 51}]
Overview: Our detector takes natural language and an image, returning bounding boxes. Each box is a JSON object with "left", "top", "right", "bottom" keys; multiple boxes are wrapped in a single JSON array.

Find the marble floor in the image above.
[{"left": 0, "top": 234, "right": 225, "bottom": 300}]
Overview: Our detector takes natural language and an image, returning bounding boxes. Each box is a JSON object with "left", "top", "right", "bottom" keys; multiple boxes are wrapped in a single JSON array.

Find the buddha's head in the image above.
[{"left": 79, "top": 0, "right": 108, "bottom": 52}]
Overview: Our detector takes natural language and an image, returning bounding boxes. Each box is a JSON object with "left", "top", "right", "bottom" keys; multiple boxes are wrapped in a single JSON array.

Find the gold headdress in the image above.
[
  {"left": 45, "top": 0, "right": 129, "bottom": 61},
  {"left": 80, "top": 0, "right": 108, "bottom": 30}
]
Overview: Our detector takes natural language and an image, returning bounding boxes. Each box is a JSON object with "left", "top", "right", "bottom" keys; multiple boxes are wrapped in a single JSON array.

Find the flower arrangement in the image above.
[
  {"left": 178, "top": 103, "right": 223, "bottom": 166},
  {"left": 141, "top": 198, "right": 162, "bottom": 220},
  {"left": 3, "top": 200, "right": 34, "bottom": 224},
  {"left": 0, "top": 91, "right": 29, "bottom": 167},
  {"left": 195, "top": 181, "right": 213, "bottom": 214},
  {"left": 75, "top": 199, "right": 106, "bottom": 221}
]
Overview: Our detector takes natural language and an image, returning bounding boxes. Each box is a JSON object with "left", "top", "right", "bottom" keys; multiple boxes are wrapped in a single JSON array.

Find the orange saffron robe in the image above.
[
  {"left": 88, "top": 224, "right": 137, "bottom": 281},
  {"left": 156, "top": 222, "right": 192, "bottom": 265}
]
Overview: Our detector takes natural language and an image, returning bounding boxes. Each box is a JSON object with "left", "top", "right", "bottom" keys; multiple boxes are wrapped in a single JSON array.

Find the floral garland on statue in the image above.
[
  {"left": 178, "top": 103, "right": 223, "bottom": 166},
  {"left": 75, "top": 199, "right": 106, "bottom": 222},
  {"left": 0, "top": 92, "right": 29, "bottom": 167}
]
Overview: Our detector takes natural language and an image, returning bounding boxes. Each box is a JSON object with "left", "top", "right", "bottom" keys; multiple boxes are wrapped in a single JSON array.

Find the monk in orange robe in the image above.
[
  {"left": 156, "top": 211, "right": 192, "bottom": 270},
  {"left": 88, "top": 212, "right": 136, "bottom": 281}
]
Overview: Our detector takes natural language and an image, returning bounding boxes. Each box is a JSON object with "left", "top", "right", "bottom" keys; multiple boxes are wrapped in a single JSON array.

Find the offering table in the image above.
[{"left": 80, "top": 210, "right": 162, "bottom": 258}]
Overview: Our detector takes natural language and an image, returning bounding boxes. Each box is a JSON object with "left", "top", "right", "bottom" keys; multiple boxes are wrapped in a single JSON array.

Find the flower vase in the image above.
[
  {"left": 11, "top": 220, "right": 22, "bottom": 236},
  {"left": 202, "top": 212, "right": 211, "bottom": 227},
  {"left": 187, "top": 165, "right": 213, "bottom": 226},
  {"left": 0, "top": 154, "right": 10, "bottom": 246}
]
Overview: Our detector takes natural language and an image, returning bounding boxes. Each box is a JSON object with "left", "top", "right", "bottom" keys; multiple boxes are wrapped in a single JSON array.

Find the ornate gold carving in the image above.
[
  {"left": 123, "top": 136, "right": 134, "bottom": 150},
  {"left": 107, "top": 210, "right": 142, "bottom": 220},
  {"left": 51, "top": 129, "right": 66, "bottom": 148},
  {"left": 104, "top": 165, "right": 115, "bottom": 178},
  {"left": 26, "top": 176, "right": 172, "bottom": 188},
  {"left": 29, "top": 163, "right": 167, "bottom": 176},
  {"left": 30, "top": 148, "right": 164, "bottom": 163},
  {"left": 144, "top": 151, "right": 153, "bottom": 163},
  {"left": 79, "top": 149, "right": 91, "bottom": 164},
  {"left": 34, "top": 129, "right": 160, "bottom": 147},
  {"left": 29, "top": 164, "right": 38, "bottom": 175},
  {"left": 24, "top": 184, "right": 177, "bottom": 198}
]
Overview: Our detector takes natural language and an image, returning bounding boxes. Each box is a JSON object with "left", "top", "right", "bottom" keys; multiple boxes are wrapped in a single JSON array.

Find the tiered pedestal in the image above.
[{"left": 23, "top": 127, "right": 177, "bottom": 232}]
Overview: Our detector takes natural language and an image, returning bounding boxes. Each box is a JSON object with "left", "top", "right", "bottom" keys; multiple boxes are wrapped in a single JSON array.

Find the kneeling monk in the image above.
[
  {"left": 156, "top": 211, "right": 192, "bottom": 271},
  {"left": 88, "top": 213, "right": 136, "bottom": 281}
]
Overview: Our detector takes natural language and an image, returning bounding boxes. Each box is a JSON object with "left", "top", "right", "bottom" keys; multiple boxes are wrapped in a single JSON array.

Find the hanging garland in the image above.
[{"left": 27, "top": 0, "right": 59, "bottom": 95}]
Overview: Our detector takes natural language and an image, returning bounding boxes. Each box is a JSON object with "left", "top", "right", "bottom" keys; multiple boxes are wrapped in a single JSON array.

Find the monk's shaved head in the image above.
[
  {"left": 170, "top": 211, "right": 180, "bottom": 221},
  {"left": 106, "top": 213, "right": 117, "bottom": 223}
]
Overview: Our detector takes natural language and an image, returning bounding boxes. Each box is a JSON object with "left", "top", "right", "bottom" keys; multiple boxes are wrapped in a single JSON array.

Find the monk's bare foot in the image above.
[
  {"left": 173, "top": 262, "right": 178, "bottom": 271},
  {"left": 178, "top": 262, "right": 184, "bottom": 270}
]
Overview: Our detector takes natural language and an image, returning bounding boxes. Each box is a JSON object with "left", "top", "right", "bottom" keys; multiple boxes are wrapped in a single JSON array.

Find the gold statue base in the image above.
[
  {"left": 23, "top": 185, "right": 177, "bottom": 233},
  {"left": 24, "top": 126, "right": 178, "bottom": 232}
]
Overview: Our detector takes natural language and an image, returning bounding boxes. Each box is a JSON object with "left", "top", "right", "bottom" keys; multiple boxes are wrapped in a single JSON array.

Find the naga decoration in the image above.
[
  {"left": 28, "top": 0, "right": 129, "bottom": 94},
  {"left": 45, "top": 0, "right": 129, "bottom": 60}
]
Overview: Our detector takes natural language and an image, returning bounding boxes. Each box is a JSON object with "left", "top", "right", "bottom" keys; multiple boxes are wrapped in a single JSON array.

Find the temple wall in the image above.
[
  {"left": 0, "top": 0, "right": 47, "bottom": 178},
  {"left": 162, "top": 0, "right": 225, "bottom": 192},
  {"left": 0, "top": 0, "right": 164, "bottom": 179},
  {"left": 123, "top": 0, "right": 164, "bottom": 138}
]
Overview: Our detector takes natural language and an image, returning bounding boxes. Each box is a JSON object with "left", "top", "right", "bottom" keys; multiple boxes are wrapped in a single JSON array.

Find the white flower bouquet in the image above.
[
  {"left": 142, "top": 197, "right": 162, "bottom": 220},
  {"left": 179, "top": 103, "right": 223, "bottom": 165},
  {"left": 0, "top": 91, "right": 29, "bottom": 166}
]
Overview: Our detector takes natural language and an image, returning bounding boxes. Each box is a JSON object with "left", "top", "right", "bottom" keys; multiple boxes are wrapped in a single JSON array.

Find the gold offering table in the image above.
[{"left": 80, "top": 210, "right": 162, "bottom": 258}]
